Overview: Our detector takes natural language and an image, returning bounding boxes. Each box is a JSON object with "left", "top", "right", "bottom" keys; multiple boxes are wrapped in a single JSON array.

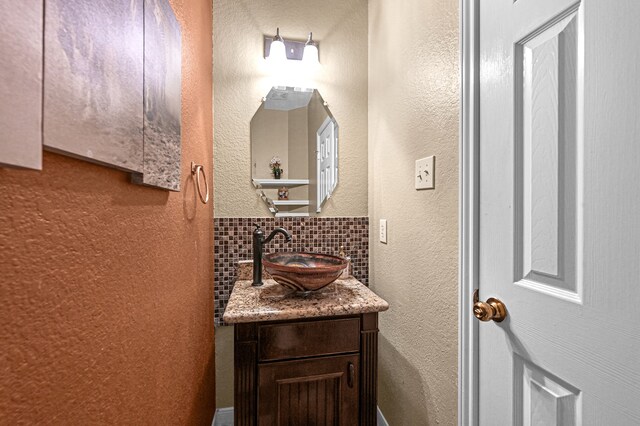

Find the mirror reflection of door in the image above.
[
  {"left": 250, "top": 87, "right": 338, "bottom": 217},
  {"left": 316, "top": 116, "right": 338, "bottom": 212}
]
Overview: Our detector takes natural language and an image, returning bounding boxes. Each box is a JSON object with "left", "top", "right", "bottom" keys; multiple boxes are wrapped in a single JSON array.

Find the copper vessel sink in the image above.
[{"left": 262, "top": 252, "right": 348, "bottom": 293}]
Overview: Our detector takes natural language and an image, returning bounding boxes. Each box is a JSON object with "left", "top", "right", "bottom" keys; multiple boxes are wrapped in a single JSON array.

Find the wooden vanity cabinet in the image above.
[{"left": 234, "top": 313, "right": 379, "bottom": 426}]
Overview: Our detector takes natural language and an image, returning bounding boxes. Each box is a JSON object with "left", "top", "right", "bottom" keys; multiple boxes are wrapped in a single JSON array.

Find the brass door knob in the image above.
[{"left": 473, "top": 289, "right": 507, "bottom": 322}]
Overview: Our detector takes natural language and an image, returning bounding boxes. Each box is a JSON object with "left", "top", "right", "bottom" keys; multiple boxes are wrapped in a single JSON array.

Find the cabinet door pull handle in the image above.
[{"left": 347, "top": 362, "right": 355, "bottom": 388}]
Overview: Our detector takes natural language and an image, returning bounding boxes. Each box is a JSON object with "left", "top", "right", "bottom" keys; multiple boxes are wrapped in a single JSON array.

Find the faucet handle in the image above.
[{"left": 253, "top": 223, "right": 264, "bottom": 239}]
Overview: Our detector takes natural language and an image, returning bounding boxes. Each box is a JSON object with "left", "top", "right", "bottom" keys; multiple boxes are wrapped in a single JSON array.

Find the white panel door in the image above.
[
  {"left": 478, "top": 0, "right": 640, "bottom": 424},
  {"left": 316, "top": 117, "right": 337, "bottom": 212}
]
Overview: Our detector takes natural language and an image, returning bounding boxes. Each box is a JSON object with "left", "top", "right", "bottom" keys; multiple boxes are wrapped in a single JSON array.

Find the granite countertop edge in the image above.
[{"left": 223, "top": 277, "right": 389, "bottom": 324}]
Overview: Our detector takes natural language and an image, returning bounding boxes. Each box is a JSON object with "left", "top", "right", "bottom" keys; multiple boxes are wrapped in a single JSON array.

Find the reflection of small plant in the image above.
[{"left": 269, "top": 156, "right": 283, "bottom": 176}]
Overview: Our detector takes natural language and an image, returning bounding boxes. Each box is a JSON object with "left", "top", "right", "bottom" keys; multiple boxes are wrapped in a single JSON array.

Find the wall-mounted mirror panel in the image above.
[{"left": 251, "top": 87, "right": 338, "bottom": 217}]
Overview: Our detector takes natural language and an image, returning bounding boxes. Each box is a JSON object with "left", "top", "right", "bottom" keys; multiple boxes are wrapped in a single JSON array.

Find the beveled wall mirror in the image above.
[{"left": 251, "top": 87, "right": 338, "bottom": 217}]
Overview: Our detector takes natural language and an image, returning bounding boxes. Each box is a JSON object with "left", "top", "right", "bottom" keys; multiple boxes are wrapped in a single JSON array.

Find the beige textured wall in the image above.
[
  {"left": 213, "top": 0, "right": 368, "bottom": 217},
  {"left": 215, "top": 326, "right": 234, "bottom": 408},
  {"left": 368, "top": 0, "right": 459, "bottom": 424}
]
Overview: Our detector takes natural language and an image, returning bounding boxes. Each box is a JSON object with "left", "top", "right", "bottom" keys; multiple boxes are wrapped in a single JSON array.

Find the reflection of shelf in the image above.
[
  {"left": 275, "top": 212, "right": 310, "bottom": 218},
  {"left": 253, "top": 178, "right": 309, "bottom": 187},
  {"left": 273, "top": 200, "right": 310, "bottom": 206}
]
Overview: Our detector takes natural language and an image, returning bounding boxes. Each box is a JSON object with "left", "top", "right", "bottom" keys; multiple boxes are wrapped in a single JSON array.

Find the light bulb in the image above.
[
  {"left": 303, "top": 44, "right": 319, "bottom": 65},
  {"left": 302, "top": 32, "right": 319, "bottom": 65},
  {"left": 267, "top": 28, "right": 287, "bottom": 63}
]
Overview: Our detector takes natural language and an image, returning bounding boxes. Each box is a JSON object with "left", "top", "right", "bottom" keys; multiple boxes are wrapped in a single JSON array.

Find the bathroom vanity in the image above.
[{"left": 223, "top": 277, "right": 388, "bottom": 426}]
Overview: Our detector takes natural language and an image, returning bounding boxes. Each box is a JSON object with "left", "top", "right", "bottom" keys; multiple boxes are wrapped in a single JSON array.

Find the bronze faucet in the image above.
[{"left": 252, "top": 224, "right": 292, "bottom": 286}]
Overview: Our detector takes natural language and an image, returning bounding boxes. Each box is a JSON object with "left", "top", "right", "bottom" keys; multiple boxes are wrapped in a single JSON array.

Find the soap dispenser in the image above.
[{"left": 339, "top": 245, "right": 351, "bottom": 279}]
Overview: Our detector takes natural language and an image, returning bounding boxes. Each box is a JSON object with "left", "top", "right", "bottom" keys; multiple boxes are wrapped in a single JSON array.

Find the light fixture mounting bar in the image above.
[{"left": 264, "top": 36, "right": 320, "bottom": 62}]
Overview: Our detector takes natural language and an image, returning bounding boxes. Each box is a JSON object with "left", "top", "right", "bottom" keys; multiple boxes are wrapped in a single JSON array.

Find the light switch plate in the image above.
[
  {"left": 379, "top": 219, "right": 387, "bottom": 244},
  {"left": 415, "top": 156, "right": 435, "bottom": 190}
]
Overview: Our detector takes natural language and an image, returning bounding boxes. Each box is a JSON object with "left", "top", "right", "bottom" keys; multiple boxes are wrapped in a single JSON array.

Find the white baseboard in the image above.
[
  {"left": 213, "top": 407, "right": 234, "bottom": 426},
  {"left": 377, "top": 406, "right": 389, "bottom": 426},
  {"left": 214, "top": 406, "right": 389, "bottom": 425}
]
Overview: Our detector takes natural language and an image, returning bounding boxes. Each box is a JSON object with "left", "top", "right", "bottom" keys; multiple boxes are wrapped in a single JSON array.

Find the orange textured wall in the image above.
[{"left": 0, "top": 0, "right": 215, "bottom": 424}]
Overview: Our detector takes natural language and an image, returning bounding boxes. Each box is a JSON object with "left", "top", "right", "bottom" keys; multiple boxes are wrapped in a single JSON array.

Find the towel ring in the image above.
[{"left": 191, "top": 162, "right": 209, "bottom": 204}]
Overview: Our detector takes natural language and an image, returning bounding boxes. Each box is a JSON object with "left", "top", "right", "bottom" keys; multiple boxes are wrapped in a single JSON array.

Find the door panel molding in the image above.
[
  {"left": 513, "top": 3, "right": 584, "bottom": 303},
  {"left": 513, "top": 354, "right": 581, "bottom": 426}
]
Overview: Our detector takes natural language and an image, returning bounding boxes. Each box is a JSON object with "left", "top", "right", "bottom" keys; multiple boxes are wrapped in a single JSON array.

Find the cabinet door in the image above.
[{"left": 258, "top": 354, "right": 359, "bottom": 426}]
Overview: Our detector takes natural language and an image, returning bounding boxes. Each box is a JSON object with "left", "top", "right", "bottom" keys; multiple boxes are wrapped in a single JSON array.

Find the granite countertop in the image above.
[{"left": 223, "top": 277, "right": 389, "bottom": 324}]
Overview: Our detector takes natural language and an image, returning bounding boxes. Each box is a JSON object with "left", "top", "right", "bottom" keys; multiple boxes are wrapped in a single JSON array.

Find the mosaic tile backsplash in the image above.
[{"left": 214, "top": 217, "right": 369, "bottom": 326}]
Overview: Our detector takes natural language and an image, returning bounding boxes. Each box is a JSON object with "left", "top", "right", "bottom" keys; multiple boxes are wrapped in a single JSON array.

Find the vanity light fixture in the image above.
[{"left": 264, "top": 28, "right": 320, "bottom": 63}]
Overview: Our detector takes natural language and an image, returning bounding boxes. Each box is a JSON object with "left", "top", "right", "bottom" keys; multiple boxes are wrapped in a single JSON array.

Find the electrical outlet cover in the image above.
[{"left": 415, "top": 156, "right": 435, "bottom": 190}]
